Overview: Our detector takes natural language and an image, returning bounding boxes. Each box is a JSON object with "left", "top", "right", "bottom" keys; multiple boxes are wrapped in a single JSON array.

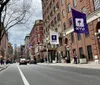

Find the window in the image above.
[
  {"left": 59, "top": 37, "right": 62, "bottom": 46},
  {"left": 73, "top": 0, "right": 77, "bottom": 7},
  {"left": 61, "top": 0, "right": 64, "bottom": 5},
  {"left": 51, "top": 21, "right": 54, "bottom": 26},
  {"left": 62, "top": 9, "right": 66, "bottom": 17},
  {"left": 53, "top": 7, "right": 55, "bottom": 13},
  {"left": 85, "top": 31, "right": 89, "bottom": 37},
  {"left": 94, "top": 0, "right": 100, "bottom": 10},
  {"left": 81, "top": 7, "right": 87, "bottom": 14},
  {"left": 63, "top": 22, "right": 66, "bottom": 30},
  {"left": 38, "top": 34, "right": 40, "bottom": 38},
  {"left": 54, "top": 17, "right": 57, "bottom": 24},
  {"left": 87, "top": 45, "right": 93, "bottom": 60},
  {"left": 69, "top": 17, "right": 72, "bottom": 26},
  {"left": 73, "top": 49, "right": 76, "bottom": 55},
  {"left": 56, "top": 2, "right": 59, "bottom": 10},
  {"left": 57, "top": 13, "right": 60, "bottom": 21},
  {"left": 77, "top": 33, "right": 81, "bottom": 40},
  {"left": 71, "top": 32, "right": 74, "bottom": 43},
  {"left": 79, "top": 47, "right": 83, "bottom": 57},
  {"left": 68, "top": 3, "right": 71, "bottom": 12}
]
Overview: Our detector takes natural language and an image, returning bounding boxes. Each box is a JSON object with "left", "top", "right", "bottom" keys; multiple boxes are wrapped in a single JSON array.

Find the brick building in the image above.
[
  {"left": 29, "top": 20, "right": 44, "bottom": 61},
  {"left": 0, "top": 26, "right": 8, "bottom": 60},
  {"left": 41, "top": 0, "right": 100, "bottom": 63},
  {"left": 7, "top": 42, "right": 13, "bottom": 61}
]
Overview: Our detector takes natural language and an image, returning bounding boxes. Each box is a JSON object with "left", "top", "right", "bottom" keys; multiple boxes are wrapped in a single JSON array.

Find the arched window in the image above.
[{"left": 65, "top": 38, "right": 68, "bottom": 44}]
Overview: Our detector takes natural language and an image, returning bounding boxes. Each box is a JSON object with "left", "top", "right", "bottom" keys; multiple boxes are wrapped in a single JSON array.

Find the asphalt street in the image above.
[{"left": 0, "top": 63, "right": 100, "bottom": 85}]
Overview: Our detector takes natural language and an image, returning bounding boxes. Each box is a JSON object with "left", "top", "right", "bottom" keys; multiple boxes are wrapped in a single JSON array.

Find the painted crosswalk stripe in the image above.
[{"left": 17, "top": 65, "right": 30, "bottom": 85}]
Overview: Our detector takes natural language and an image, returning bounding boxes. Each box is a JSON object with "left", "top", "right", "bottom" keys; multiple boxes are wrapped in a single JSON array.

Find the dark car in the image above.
[{"left": 19, "top": 58, "right": 27, "bottom": 65}]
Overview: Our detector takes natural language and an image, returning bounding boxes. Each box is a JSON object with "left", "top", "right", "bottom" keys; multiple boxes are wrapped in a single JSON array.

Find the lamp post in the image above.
[
  {"left": 95, "top": 29, "right": 100, "bottom": 61},
  {"left": 46, "top": 38, "right": 49, "bottom": 64},
  {"left": 95, "top": 29, "right": 100, "bottom": 42}
]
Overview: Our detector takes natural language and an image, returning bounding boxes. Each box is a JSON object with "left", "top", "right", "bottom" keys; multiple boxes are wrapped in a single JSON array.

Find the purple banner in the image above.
[{"left": 71, "top": 8, "right": 88, "bottom": 33}]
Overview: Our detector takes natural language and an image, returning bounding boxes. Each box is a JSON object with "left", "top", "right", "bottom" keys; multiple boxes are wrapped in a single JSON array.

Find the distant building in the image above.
[
  {"left": 24, "top": 34, "right": 30, "bottom": 59},
  {"left": 20, "top": 45, "right": 25, "bottom": 58},
  {"left": 7, "top": 42, "right": 13, "bottom": 61},
  {"left": 29, "top": 20, "right": 44, "bottom": 61}
]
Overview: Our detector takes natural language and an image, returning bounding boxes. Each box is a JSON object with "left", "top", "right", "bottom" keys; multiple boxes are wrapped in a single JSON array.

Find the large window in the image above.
[
  {"left": 62, "top": 9, "right": 66, "bottom": 17},
  {"left": 71, "top": 32, "right": 74, "bottom": 43},
  {"left": 73, "top": 49, "right": 76, "bottom": 55},
  {"left": 79, "top": 47, "right": 83, "bottom": 57},
  {"left": 85, "top": 31, "right": 89, "bottom": 37},
  {"left": 77, "top": 33, "right": 81, "bottom": 40},
  {"left": 87, "top": 45, "right": 93, "bottom": 60},
  {"left": 59, "top": 37, "right": 62, "bottom": 46},
  {"left": 69, "top": 17, "right": 72, "bottom": 26},
  {"left": 94, "top": 0, "right": 100, "bottom": 10},
  {"left": 73, "top": 0, "right": 77, "bottom": 7}
]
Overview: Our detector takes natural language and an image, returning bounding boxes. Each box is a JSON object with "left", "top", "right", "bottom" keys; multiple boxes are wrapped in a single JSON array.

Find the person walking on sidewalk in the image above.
[{"left": 1, "top": 58, "right": 4, "bottom": 65}]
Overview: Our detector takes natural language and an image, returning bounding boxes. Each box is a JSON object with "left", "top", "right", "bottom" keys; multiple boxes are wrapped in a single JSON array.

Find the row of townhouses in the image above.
[
  {"left": 25, "top": 0, "right": 100, "bottom": 64},
  {"left": 0, "top": 24, "right": 13, "bottom": 61}
]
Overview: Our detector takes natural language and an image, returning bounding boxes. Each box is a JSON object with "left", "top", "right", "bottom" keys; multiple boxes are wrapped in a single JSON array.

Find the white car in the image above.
[{"left": 19, "top": 58, "right": 27, "bottom": 65}]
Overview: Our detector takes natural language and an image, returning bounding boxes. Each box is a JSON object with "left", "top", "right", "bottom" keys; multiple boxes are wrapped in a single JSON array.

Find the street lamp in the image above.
[
  {"left": 46, "top": 37, "right": 49, "bottom": 64},
  {"left": 95, "top": 29, "right": 100, "bottom": 42}
]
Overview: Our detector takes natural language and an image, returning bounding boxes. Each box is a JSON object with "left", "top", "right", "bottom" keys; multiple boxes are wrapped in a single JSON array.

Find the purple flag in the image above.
[{"left": 71, "top": 8, "right": 88, "bottom": 33}]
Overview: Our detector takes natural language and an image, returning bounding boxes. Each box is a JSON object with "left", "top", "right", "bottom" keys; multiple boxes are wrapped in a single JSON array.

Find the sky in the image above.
[{"left": 8, "top": 0, "right": 42, "bottom": 47}]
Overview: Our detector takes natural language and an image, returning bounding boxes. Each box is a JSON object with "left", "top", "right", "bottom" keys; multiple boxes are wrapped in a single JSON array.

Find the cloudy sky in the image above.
[{"left": 8, "top": 0, "right": 42, "bottom": 46}]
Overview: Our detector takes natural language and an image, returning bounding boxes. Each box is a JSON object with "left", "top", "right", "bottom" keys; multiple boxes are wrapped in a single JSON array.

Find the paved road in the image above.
[{"left": 0, "top": 64, "right": 100, "bottom": 85}]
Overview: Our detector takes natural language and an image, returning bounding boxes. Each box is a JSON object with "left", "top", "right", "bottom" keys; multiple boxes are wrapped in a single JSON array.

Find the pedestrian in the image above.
[{"left": 1, "top": 58, "right": 3, "bottom": 65}]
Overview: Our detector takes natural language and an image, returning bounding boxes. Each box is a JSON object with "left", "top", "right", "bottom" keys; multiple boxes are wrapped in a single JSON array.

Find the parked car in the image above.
[{"left": 19, "top": 58, "right": 27, "bottom": 65}]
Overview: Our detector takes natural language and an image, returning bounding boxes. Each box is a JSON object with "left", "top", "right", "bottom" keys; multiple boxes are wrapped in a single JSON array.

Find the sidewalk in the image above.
[
  {"left": 38, "top": 63, "right": 100, "bottom": 70},
  {"left": 0, "top": 64, "right": 9, "bottom": 71}
]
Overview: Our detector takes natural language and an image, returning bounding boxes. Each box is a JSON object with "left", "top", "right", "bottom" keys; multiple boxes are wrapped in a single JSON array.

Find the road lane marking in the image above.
[{"left": 17, "top": 65, "right": 30, "bottom": 85}]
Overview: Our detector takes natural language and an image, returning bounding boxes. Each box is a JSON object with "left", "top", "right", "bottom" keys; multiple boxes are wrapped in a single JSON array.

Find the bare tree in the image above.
[{"left": 0, "top": 0, "right": 32, "bottom": 43}]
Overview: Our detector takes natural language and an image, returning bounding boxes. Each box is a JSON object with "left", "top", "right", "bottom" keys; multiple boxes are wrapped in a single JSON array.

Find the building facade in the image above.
[
  {"left": 7, "top": 42, "right": 13, "bottom": 62},
  {"left": 41, "top": 0, "right": 100, "bottom": 63},
  {"left": 42, "top": 0, "right": 69, "bottom": 63},
  {"left": 0, "top": 29, "right": 8, "bottom": 60},
  {"left": 29, "top": 20, "right": 44, "bottom": 61},
  {"left": 24, "top": 34, "right": 30, "bottom": 59},
  {"left": 20, "top": 45, "right": 25, "bottom": 58}
]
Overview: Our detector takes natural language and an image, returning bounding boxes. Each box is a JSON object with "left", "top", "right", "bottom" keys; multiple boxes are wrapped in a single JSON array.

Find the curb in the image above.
[{"left": 38, "top": 63, "right": 100, "bottom": 70}]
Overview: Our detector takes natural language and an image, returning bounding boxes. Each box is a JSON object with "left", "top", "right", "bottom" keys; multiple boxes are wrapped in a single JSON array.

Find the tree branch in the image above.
[
  {"left": 3, "top": 5, "right": 7, "bottom": 24},
  {"left": 5, "top": 11, "right": 26, "bottom": 29},
  {"left": 6, "top": 12, "right": 26, "bottom": 31}
]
